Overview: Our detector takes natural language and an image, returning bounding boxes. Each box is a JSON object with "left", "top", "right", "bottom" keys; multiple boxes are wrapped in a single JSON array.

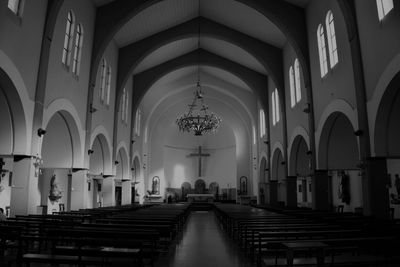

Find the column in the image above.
[
  {"left": 268, "top": 180, "right": 278, "bottom": 205},
  {"left": 102, "top": 176, "right": 115, "bottom": 207},
  {"left": 121, "top": 180, "right": 132, "bottom": 205},
  {"left": 70, "top": 170, "right": 88, "bottom": 211},
  {"left": 286, "top": 176, "right": 297, "bottom": 208},
  {"left": 312, "top": 170, "right": 330, "bottom": 211},
  {"left": 10, "top": 157, "right": 39, "bottom": 216},
  {"left": 364, "top": 157, "right": 389, "bottom": 218}
]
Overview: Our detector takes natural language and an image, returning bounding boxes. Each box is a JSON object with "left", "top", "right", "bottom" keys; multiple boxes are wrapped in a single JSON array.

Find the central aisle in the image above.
[{"left": 156, "top": 210, "right": 254, "bottom": 267}]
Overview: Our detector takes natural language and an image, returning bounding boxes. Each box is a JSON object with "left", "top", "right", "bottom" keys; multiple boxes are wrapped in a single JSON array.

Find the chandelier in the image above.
[
  {"left": 176, "top": 80, "right": 221, "bottom": 136},
  {"left": 176, "top": 1, "right": 221, "bottom": 136}
]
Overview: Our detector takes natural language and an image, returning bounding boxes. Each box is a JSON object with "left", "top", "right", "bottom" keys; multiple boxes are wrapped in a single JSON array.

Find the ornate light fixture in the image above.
[{"left": 176, "top": 2, "right": 221, "bottom": 136}]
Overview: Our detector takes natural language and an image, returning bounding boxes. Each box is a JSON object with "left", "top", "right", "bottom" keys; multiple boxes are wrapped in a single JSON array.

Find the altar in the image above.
[{"left": 187, "top": 194, "right": 214, "bottom": 203}]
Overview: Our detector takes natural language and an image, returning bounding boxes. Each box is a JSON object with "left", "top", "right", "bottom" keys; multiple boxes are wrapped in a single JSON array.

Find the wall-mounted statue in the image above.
[{"left": 49, "top": 173, "right": 62, "bottom": 201}]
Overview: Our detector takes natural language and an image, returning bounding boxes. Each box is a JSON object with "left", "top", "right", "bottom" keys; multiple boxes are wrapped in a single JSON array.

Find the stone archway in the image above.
[{"left": 318, "top": 112, "right": 362, "bottom": 212}]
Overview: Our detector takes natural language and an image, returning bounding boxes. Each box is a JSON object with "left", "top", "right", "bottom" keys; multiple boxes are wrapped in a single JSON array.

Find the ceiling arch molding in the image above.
[
  {"left": 117, "top": 17, "right": 283, "bottom": 103},
  {"left": 91, "top": 0, "right": 309, "bottom": 91},
  {"left": 132, "top": 49, "right": 268, "bottom": 114}
]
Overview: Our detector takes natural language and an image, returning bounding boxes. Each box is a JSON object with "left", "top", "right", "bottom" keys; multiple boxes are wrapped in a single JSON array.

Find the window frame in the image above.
[
  {"left": 317, "top": 24, "right": 328, "bottom": 78},
  {"left": 294, "top": 59, "right": 301, "bottom": 103},
  {"left": 100, "top": 59, "right": 107, "bottom": 104},
  {"left": 289, "top": 66, "right": 295, "bottom": 108},
  {"left": 326, "top": 11, "right": 338, "bottom": 68},
  {"left": 72, "top": 24, "right": 83, "bottom": 76},
  {"left": 62, "top": 11, "right": 75, "bottom": 68},
  {"left": 376, "top": 0, "right": 394, "bottom": 21}
]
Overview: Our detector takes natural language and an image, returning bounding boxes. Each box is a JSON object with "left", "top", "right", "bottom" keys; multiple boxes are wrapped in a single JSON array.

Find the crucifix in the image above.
[{"left": 187, "top": 146, "right": 210, "bottom": 177}]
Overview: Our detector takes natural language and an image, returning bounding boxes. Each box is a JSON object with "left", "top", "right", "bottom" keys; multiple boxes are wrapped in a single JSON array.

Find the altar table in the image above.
[{"left": 187, "top": 194, "right": 214, "bottom": 203}]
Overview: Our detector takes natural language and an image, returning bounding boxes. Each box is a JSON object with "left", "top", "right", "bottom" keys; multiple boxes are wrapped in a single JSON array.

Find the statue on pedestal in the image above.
[{"left": 49, "top": 174, "right": 62, "bottom": 202}]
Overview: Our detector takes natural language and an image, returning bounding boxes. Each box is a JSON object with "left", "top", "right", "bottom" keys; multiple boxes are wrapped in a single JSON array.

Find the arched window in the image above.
[
  {"left": 151, "top": 176, "right": 160, "bottom": 195},
  {"left": 105, "top": 66, "right": 111, "bottom": 106},
  {"left": 289, "top": 66, "right": 295, "bottom": 108},
  {"left": 294, "top": 59, "right": 301, "bottom": 103},
  {"left": 376, "top": 0, "right": 394, "bottom": 20},
  {"left": 325, "top": 11, "right": 338, "bottom": 68},
  {"left": 271, "top": 89, "right": 280, "bottom": 126},
  {"left": 72, "top": 24, "right": 83, "bottom": 75},
  {"left": 317, "top": 24, "right": 328, "bottom": 77},
  {"left": 62, "top": 11, "right": 75, "bottom": 67},
  {"left": 135, "top": 109, "right": 141, "bottom": 136},
  {"left": 100, "top": 59, "right": 107, "bottom": 103},
  {"left": 8, "top": 0, "right": 22, "bottom": 15},
  {"left": 259, "top": 109, "right": 266, "bottom": 137}
]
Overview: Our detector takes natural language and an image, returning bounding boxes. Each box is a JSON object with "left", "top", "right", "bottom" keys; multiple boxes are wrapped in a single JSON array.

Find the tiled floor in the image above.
[{"left": 155, "top": 211, "right": 255, "bottom": 267}]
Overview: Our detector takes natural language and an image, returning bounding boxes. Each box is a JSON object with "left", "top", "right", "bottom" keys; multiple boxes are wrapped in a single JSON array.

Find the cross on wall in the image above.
[{"left": 187, "top": 146, "right": 210, "bottom": 177}]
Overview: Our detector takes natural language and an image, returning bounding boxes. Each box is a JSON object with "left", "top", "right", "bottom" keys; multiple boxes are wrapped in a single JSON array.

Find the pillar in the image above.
[
  {"left": 268, "top": 180, "right": 278, "bottom": 205},
  {"left": 10, "top": 157, "right": 39, "bottom": 216},
  {"left": 364, "top": 157, "right": 389, "bottom": 218},
  {"left": 286, "top": 176, "right": 297, "bottom": 208},
  {"left": 312, "top": 170, "right": 330, "bottom": 211},
  {"left": 102, "top": 176, "right": 115, "bottom": 207},
  {"left": 121, "top": 180, "right": 132, "bottom": 205},
  {"left": 70, "top": 170, "right": 88, "bottom": 211}
]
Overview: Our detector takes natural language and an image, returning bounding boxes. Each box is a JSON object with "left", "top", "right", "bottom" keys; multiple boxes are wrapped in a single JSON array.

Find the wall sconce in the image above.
[
  {"left": 281, "top": 161, "right": 286, "bottom": 165},
  {"left": 89, "top": 103, "right": 97, "bottom": 113},
  {"left": 37, "top": 128, "right": 46, "bottom": 137},
  {"left": 303, "top": 103, "right": 311, "bottom": 113},
  {"left": 115, "top": 161, "right": 119, "bottom": 165},
  {"left": 263, "top": 141, "right": 269, "bottom": 145},
  {"left": 354, "top": 130, "right": 363, "bottom": 136},
  {"left": 131, "top": 140, "right": 135, "bottom": 144},
  {"left": 265, "top": 168, "right": 269, "bottom": 172},
  {"left": 88, "top": 149, "right": 94, "bottom": 155},
  {"left": 131, "top": 167, "right": 135, "bottom": 171},
  {"left": 306, "top": 150, "right": 312, "bottom": 155}
]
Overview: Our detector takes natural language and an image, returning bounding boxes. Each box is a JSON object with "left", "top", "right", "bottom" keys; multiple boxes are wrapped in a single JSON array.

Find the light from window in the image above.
[
  {"left": 317, "top": 24, "right": 328, "bottom": 77},
  {"left": 259, "top": 109, "right": 266, "bottom": 137},
  {"left": 100, "top": 59, "right": 107, "bottom": 103},
  {"left": 121, "top": 88, "right": 126, "bottom": 122},
  {"left": 294, "top": 59, "right": 301, "bottom": 103},
  {"left": 105, "top": 66, "right": 111, "bottom": 105},
  {"left": 72, "top": 24, "right": 83, "bottom": 75},
  {"left": 62, "top": 11, "right": 75, "bottom": 67},
  {"left": 125, "top": 91, "right": 129, "bottom": 124},
  {"left": 289, "top": 66, "right": 295, "bottom": 108},
  {"left": 272, "top": 89, "right": 280, "bottom": 126},
  {"left": 135, "top": 109, "right": 141, "bottom": 136},
  {"left": 253, "top": 126, "right": 256, "bottom": 145},
  {"left": 8, "top": 0, "right": 20, "bottom": 15},
  {"left": 376, "top": 0, "right": 394, "bottom": 20},
  {"left": 326, "top": 11, "right": 338, "bottom": 68}
]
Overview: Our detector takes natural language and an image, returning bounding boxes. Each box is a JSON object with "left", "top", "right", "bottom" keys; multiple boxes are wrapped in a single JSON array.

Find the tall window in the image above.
[
  {"left": 135, "top": 109, "right": 141, "bottom": 136},
  {"left": 326, "top": 11, "right": 338, "bottom": 68},
  {"left": 259, "top": 109, "right": 266, "bottom": 137},
  {"left": 72, "top": 24, "right": 83, "bottom": 75},
  {"left": 376, "top": 0, "right": 394, "bottom": 20},
  {"left": 100, "top": 59, "right": 107, "bottom": 103},
  {"left": 294, "top": 59, "right": 301, "bottom": 103},
  {"left": 271, "top": 89, "right": 280, "bottom": 126},
  {"left": 289, "top": 66, "right": 295, "bottom": 107},
  {"left": 105, "top": 66, "right": 111, "bottom": 106},
  {"left": 62, "top": 11, "right": 75, "bottom": 67},
  {"left": 8, "top": 0, "right": 21, "bottom": 15},
  {"left": 317, "top": 24, "right": 328, "bottom": 77},
  {"left": 125, "top": 91, "right": 129, "bottom": 124}
]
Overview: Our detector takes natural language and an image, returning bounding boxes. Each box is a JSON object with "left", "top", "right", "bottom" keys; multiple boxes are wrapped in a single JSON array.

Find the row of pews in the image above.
[
  {"left": 0, "top": 203, "right": 190, "bottom": 266},
  {"left": 214, "top": 203, "right": 400, "bottom": 266}
]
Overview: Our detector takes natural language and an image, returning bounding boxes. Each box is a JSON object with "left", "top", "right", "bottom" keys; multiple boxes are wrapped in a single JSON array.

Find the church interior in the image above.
[{"left": 1, "top": 0, "right": 400, "bottom": 266}]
